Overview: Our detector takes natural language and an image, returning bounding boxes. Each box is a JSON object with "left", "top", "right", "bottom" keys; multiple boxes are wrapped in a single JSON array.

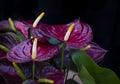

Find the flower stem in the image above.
[
  {"left": 60, "top": 43, "right": 64, "bottom": 72},
  {"left": 12, "top": 62, "right": 27, "bottom": 81},
  {"left": 32, "top": 61, "right": 35, "bottom": 79}
]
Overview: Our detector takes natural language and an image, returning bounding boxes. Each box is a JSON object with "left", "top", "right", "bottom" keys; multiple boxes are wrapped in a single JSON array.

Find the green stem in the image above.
[
  {"left": 60, "top": 43, "right": 64, "bottom": 72},
  {"left": 0, "top": 44, "right": 9, "bottom": 52},
  {"left": 32, "top": 61, "right": 35, "bottom": 79},
  {"left": 12, "top": 62, "right": 27, "bottom": 81},
  {"left": 59, "top": 43, "right": 64, "bottom": 49}
]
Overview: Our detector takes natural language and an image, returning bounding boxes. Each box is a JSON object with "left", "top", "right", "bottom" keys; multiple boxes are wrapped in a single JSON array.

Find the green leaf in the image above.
[
  {"left": 79, "top": 65, "right": 95, "bottom": 84},
  {"left": 72, "top": 50, "right": 120, "bottom": 84}
]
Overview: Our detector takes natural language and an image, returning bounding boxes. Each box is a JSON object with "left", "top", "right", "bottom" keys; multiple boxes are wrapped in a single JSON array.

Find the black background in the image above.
[{"left": 0, "top": 0, "right": 120, "bottom": 77}]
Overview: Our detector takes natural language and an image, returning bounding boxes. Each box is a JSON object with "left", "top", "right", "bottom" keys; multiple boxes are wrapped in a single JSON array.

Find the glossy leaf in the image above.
[
  {"left": 79, "top": 65, "right": 95, "bottom": 84},
  {"left": 7, "top": 39, "right": 58, "bottom": 63},
  {"left": 72, "top": 51, "right": 120, "bottom": 84}
]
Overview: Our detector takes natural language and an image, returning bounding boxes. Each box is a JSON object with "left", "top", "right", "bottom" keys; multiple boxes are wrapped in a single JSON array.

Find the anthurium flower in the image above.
[
  {"left": 0, "top": 20, "right": 27, "bottom": 39},
  {"left": 0, "top": 20, "right": 10, "bottom": 28},
  {"left": 0, "top": 50, "right": 7, "bottom": 59},
  {"left": 15, "top": 20, "right": 49, "bottom": 42},
  {"left": 85, "top": 42, "right": 107, "bottom": 63},
  {"left": 0, "top": 20, "right": 15, "bottom": 34},
  {"left": 22, "top": 80, "right": 38, "bottom": 84},
  {"left": 35, "top": 62, "right": 65, "bottom": 84},
  {"left": 0, "top": 32, "right": 21, "bottom": 49},
  {"left": 31, "top": 19, "right": 93, "bottom": 49},
  {"left": 14, "top": 21, "right": 29, "bottom": 38},
  {"left": 0, "top": 59, "right": 22, "bottom": 84},
  {"left": 0, "top": 32, "right": 21, "bottom": 59},
  {"left": 7, "top": 38, "right": 58, "bottom": 63}
]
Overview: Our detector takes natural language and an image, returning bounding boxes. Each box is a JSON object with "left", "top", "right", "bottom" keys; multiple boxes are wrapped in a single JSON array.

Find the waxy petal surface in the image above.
[
  {"left": 15, "top": 21, "right": 49, "bottom": 42},
  {"left": 38, "top": 19, "right": 93, "bottom": 49},
  {"left": 0, "top": 20, "right": 28, "bottom": 39},
  {"left": 0, "top": 20, "right": 10, "bottom": 28},
  {"left": 7, "top": 39, "right": 58, "bottom": 63},
  {"left": 0, "top": 59, "right": 22, "bottom": 84},
  {"left": 15, "top": 21, "right": 29, "bottom": 38},
  {"left": 0, "top": 32, "right": 21, "bottom": 49},
  {"left": 36, "top": 62, "right": 65, "bottom": 84},
  {"left": 85, "top": 42, "right": 107, "bottom": 63},
  {"left": 0, "top": 50, "right": 7, "bottom": 59}
]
